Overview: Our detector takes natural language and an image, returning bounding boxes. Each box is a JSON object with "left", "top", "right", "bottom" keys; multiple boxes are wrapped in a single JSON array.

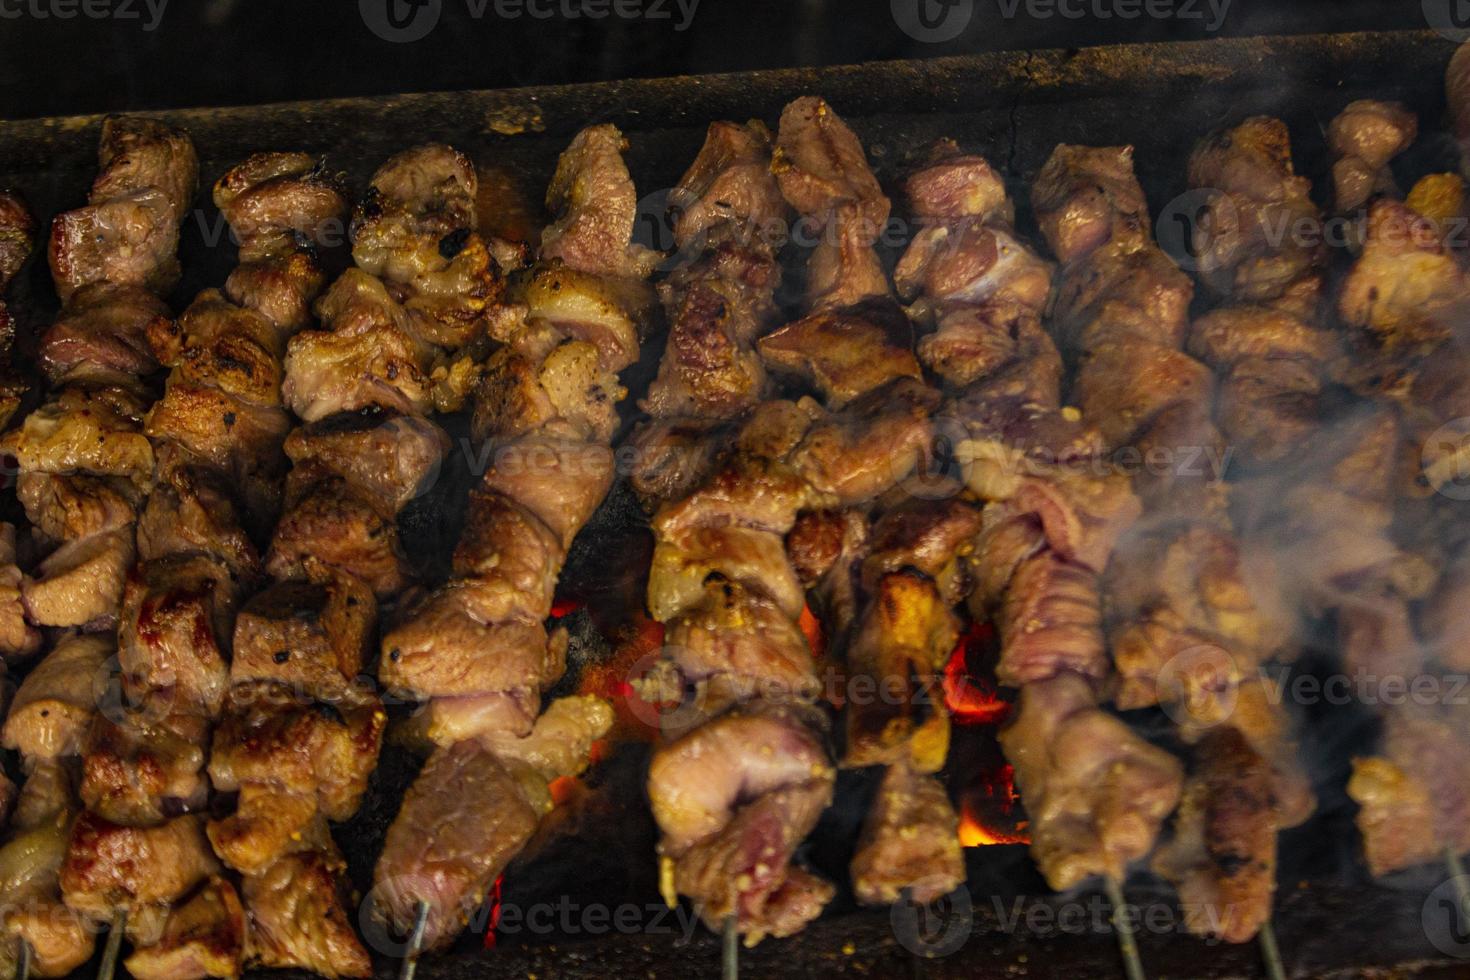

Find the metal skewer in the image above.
[
  {"left": 721, "top": 914, "right": 738, "bottom": 980},
  {"left": 1258, "top": 917, "right": 1286, "bottom": 980},
  {"left": 97, "top": 908, "right": 126, "bottom": 980},
  {"left": 1103, "top": 877, "right": 1146, "bottom": 980},
  {"left": 398, "top": 899, "right": 429, "bottom": 980},
  {"left": 16, "top": 936, "right": 31, "bottom": 980},
  {"left": 1445, "top": 846, "right": 1470, "bottom": 938}
]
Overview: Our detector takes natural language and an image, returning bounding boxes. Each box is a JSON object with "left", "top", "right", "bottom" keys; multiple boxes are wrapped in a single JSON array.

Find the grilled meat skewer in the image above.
[
  {"left": 205, "top": 143, "right": 511, "bottom": 978},
  {"left": 57, "top": 153, "right": 347, "bottom": 980},
  {"left": 371, "top": 125, "right": 650, "bottom": 954},
  {"left": 2, "top": 118, "right": 197, "bottom": 631}
]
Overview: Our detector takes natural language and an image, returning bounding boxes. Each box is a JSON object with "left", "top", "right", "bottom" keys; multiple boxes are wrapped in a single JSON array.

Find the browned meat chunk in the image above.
[
  {"left": 0, "top": 524, "right": 41, "bottom": 660},
  {"left": 1328, "top": 100, "right": 1416, "bottom": 214},
  {"left": 1032, "top": 144, "right": 1151, "bottom": 264},
  {"left": 649, "top": 702, "right": 835, "bottom": 945},
  {"left": 1152, "top": 727, "right": 1279, "bottom": 943},
  {"left": 1338, "top": 197, "right": 1469, "bottom": 352},
  {"left": 37, "top": 282, "right": 167, "bottom": 383},
  {"left": 851, "top": 761, "right": 964, "bottom": 906},
  {"left": 540, "top": 124, "right": 659, "bottom": 279},
  {"left": 283, "top": 410, "right": 448, "bottom": 518},
  {"left": 229, "top": 577, "right": 376, "bottom": 701},
  {"left": 2, "top": 635, "right": 112, "bottom": 759},
  {"left": 670, "top": 119, "right": 788, "bottom": 250},
  {"left": 1349, "top": 708, "right": 1470, "bottom": 877},
  {"left": 3, "top": 380, "right": 154, "bottom": 487},
  {"left": 772, "top": 96, "right": 889, "bottom": 238},
  {"left": 759, "top": 300, "right": 922, "bottom": 409},
  {"left": 844, "top": 571, "right": 958, "bottom": 773},
  {"left": 123, "top": 876, "right": 246, "bottom": 980},
  {"left": 999, "top": 672, "right": 1183, "bottom": 890},
  {"left": 243, "top": 847, "right": 370, "bottom": 978},
  {"left": 1186, "top": 117, "right": 1324, "bottom": 306},
  {"left": 374, "top": 698, "right": 610, "bottom": 952},
  {"left": 81, "top": 710, "right": 210, "bottom": 826},
  {"left": 118, "top": 553, "right": 239, "bottom": 716},
  {"left": 215, "top": 151, "right": 346, "bottom": 262},
  {"left": 266, "top": 479, "right": 411, "bottom": 597},
  {"left": 789, "top": 378, "right": 939, "bottom": 505},
  {"left": 60, "top": 812, "right": 219, "bottom": 934}
]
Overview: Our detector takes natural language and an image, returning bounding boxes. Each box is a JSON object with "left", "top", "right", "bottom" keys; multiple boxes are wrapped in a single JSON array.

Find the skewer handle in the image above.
[
  {"left": 1103, "top": 877, "right": 1146, "bottom": 980},
  {"left": 721, "top": 914, "right": 738, "bottom": 980},
  {"left": 16, "top": 936, "right": 31, "bottom": 980},
  {"left": 1258, "top": 918, "right": 1286, "bottom": 980},
  {"left": 97, "top": 909, "right": 126, "bottom": 980},
  {"left": 398, "top": 899, "right": 430, "bottom": 980}
]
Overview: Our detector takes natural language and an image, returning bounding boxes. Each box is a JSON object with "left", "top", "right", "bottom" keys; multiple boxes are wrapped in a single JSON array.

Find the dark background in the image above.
[{"left": 0, "top": 0, "right": 1431, "bottom": 120}]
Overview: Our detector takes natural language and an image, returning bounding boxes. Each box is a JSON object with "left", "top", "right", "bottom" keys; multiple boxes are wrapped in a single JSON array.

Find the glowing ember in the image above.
[
  {"left": 958, "top": 765, "right": 1030, "bottom": 847},
  {"left": 576, "top": 615, "right": 667, "bottom": 742},
  {"left": 797, "top": 603, "right": 824, "bottom": 659},
  {"left": 943, "top": 622, "right": 1009, "bottom": 725},
  {"left": 548, "top": 775, "right": 579, "bottom": 806},
  {"left": 481, "top": 875, "right": 505, "bottom": 949},
  {"left": 550, "top": 597, "right": 583, "bottom": 618}
]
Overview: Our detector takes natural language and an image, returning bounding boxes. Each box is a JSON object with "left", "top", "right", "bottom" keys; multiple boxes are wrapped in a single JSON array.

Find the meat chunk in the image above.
[
  {"left": 844, "top": 571, "right": 959, "bottom": 773},
  {"left": 539, "top": 124, "right": 659, "bottom": 279},
  {"left": 123, "top": 876, "right": 246, "bottom": 980},
  {"left": 283, "top": 410, "right": 448, "bottom": 518},
  {"left": 1328, "top": 100, "right": 1416, "bottom": 214},
  {"left": 758, "top": 300, "right": 922, "bottom": 409},
  {"left": 998, "top": 672, "right": 1183, "bottom": 890},
  {"left": 1032, "top": 144, "right": 1151, "bottom": 264},
  {"left": 80, "top": 710, "right": 210, "bottom": 826},
  {"left": 19, "top": 472, "right": 142, "bottom": 545},
  {"left": 22, "top": 525, "right": 135, "bottom": 628},
  {"left": 243, "top": 847, "right": 370, "bottom": 978},
  {"left": 789, "top": 378, "right": 940, "bottom": 505},
  {"left": 59, "top": 812, "right": 219, "bottom": 936},
  {"left": 649, "top": 702, "right": 835, "bottom": 945},
  {"left": 1152, "top": 727, "right": 1279, "bottom": 943},
  {"left": 2, "top": 635, "right": 112, "bottom": 759},
  {"left": 118, "top": 553, "right": 240, "bottom": 716},
  {"left": 772, "top": 96, "right": 889, "bottom": 237},
  {"left": 851, "top": 761, "right": 964, "bottom": 906},
  {"left": 1348, "top": 708, "right": 1470, "bottom": 877},
  {"left": 372, "top": 746, "right": 532, "bottom": 951},
  {"left": 229, "top": 577, "right": 376, "bottom": 702},
  {"left": 37, "top": 282, "right": 167, "bottom": 383},
  {"left": 0, "top": 524, "right": 41, "bottom": 660},
  {"left": 1186, "top": 117, "right": 1324, "bottom": 305},
  {"left": 215, "top": 151, "right": 347, "bottom": 262},
  {"left": 2, "top": 380, "right": 155, "bottom": 487},
  {"left": 670, "top": 119, "right": 787, "bottom": 250}
]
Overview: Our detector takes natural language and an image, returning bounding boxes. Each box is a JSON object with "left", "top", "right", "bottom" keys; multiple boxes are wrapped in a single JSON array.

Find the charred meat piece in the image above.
[{"left": 37, "top": 281, "right": 167, "bottom": 383}]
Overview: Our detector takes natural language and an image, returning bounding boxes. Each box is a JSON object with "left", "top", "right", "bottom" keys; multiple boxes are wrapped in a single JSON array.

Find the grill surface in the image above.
[{"left": 1, "top": 29, "right": 1466, "bottom": 979}]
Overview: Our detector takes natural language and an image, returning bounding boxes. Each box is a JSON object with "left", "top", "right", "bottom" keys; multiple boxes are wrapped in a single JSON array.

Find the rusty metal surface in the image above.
[{"left": 2, "top": 28, "right": 1467, "bottom": 980}]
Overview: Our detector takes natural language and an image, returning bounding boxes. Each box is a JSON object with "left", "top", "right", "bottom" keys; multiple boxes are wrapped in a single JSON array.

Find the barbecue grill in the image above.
[{"left": 2, "top": 26, "right": 1468, "bottom": 980}]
